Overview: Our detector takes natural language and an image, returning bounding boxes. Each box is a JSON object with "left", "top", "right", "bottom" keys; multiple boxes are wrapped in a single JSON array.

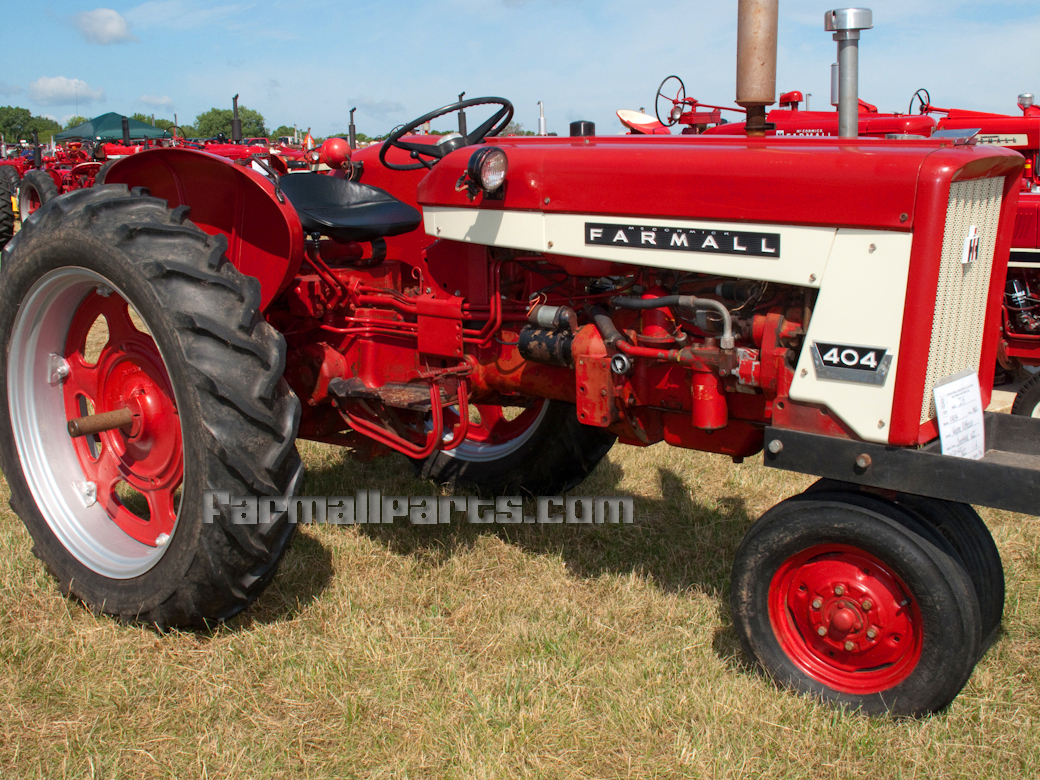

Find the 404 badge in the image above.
[{"left": 811, "top": 342, "right": 893, "bottom": 386}]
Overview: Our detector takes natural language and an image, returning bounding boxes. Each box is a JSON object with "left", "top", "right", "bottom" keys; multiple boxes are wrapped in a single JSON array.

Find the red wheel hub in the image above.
[
  {"left": 769, "top": 544, "right": 923, "bottom": 694},
  {"left": 23, "top": 185, "right": 43, "bottom": 215},
  {"left": 62, "top": 290, "right": 183, "bottom": 547}
]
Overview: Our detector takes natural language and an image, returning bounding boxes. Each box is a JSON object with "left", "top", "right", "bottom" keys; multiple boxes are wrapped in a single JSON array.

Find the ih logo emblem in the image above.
[{"left": 962, "top": 225, "right": 980, "bottom": 265}]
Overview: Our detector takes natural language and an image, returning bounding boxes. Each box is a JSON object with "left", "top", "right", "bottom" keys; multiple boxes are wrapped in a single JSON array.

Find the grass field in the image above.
[{"left": 1, "top": 438, "right": 1039, "bottom": 779}]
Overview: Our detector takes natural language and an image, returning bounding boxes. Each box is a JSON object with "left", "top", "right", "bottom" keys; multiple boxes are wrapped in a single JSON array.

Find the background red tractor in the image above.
[{"left": 1, "top": 2, "right": 1037, "bottom": 717}]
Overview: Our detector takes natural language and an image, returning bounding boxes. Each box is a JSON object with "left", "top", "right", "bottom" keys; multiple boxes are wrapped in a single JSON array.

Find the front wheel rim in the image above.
[
  {"left": 9, "top": 268, "right": 184, "bottom": 578},
  {"left": 20, "top": 185, "right": 41, "bottom": 217},
  {"left": 768, "top": 544, "right": 924, "bottom": 694}
]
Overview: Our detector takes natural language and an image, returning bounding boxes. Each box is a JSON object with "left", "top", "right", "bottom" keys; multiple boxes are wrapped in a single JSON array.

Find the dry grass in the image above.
[{"left": 1, "top": 440, "right": 1039, "bottom": 778}]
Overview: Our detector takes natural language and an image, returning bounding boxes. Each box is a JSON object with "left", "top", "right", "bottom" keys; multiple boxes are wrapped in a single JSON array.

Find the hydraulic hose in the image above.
[
  {"left": 612, "top": 295, "right": 734, "bottom": 349},
  {"left": 590, "top": 306, "right": 626, "bottom": 347}
]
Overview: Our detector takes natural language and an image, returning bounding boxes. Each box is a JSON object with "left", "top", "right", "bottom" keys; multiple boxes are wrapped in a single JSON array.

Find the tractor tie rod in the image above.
[{"left": 67, "top": 407, "right": 134, "bottom": 438}]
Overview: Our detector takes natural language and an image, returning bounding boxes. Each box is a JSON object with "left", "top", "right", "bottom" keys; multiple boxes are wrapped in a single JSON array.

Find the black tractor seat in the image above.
[{"left": 278, "top": 173, "right": 422, "bottom": 243}]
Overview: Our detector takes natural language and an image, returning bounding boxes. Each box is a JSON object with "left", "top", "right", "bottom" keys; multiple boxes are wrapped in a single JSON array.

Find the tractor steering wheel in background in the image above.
[
  {"left": 379, "top": 97, "right": 514, "bottom": 171},
  {"left": 656, "top": 75, "right": 686, "bottom": 127},
  {"left": 909, "top": 88, "right": 931, "bottom": 115}
]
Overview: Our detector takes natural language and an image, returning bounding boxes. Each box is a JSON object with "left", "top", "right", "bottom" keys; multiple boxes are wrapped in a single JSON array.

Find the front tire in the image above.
[
  {"left": 731, "top": 495, "right": 982, "bottom": 716},
  {"left": 0, "top": 185, "right": 303, "bottom": 627},
  {"left": 17, "top": 169, "right": 59, "bottom": 220},
  {"left": 1012, "top": 371, "right": 1040, "bottom": 418},
  {"left": 803, "top": 479, "right": 1004, "bottom": 649}
]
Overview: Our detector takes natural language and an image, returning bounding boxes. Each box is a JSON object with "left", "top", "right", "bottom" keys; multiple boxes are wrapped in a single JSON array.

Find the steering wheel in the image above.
[
  {"left": 656, "top": 75, "right": 686, "bottom": 127},
  {"left": 909, "top": 88, "right": 931, "bottom": 115},
  {"left": 379, "top": 97, "right": 513, "bottom": 171},
  {"left": 165, "top": 125, "right": 187, "bottom": 145}
]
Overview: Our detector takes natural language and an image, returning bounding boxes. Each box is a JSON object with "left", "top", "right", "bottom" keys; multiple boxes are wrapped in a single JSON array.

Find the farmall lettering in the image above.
[{"left": 585, "top": 222, "right": 780, "bottom": 258}]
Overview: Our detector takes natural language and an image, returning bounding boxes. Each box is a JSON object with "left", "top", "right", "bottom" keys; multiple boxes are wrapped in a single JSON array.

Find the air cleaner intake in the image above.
[{"left": 824, "top": 8, "right": 873, "bottom": 138}]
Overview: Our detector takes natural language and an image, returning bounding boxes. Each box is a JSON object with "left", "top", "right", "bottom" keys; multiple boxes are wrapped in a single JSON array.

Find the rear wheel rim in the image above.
[
  {"left": 442, "top": 400, "right": 549, "bottom": 462},
  {"left": 8, "top": 268, "right": 184, "bottom": 578},
  {"left": 768, "top": 544, "right": 924, "bottom": 694}
]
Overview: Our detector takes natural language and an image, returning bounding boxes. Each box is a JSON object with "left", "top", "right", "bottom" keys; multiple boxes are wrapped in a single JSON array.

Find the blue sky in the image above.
[{"left": 1, "top": 1, "right": 1037, "bottom": 137}]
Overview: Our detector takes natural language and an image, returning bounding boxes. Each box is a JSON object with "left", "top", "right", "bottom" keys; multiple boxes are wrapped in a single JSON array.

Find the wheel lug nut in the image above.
[
  {"left": 817, "top": 626, "right": 827, "bottom": 637},
  {"left": 812, "top": 598, "right": 823, "bottom": 609},
  {"left": 861, "top": 599, "right": 872, "bottom": 611},
  {"left": 844, "top": 641, "right": 855, "bottom": 651},
  {"left": 866, "top": 628, "right": 877, "bottom": 639},
  {"left": 834, "top": 585, "right": 845, "bottom": 596}
]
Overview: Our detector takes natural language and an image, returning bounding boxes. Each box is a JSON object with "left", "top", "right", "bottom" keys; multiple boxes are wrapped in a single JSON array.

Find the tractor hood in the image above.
[{"left": 417, "top": 134, "right": 1024, "bottom": 232}]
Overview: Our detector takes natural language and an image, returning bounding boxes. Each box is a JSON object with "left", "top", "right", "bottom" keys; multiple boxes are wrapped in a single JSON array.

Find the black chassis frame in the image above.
[{"left": 763, "top": 412, "right": 1040, "bottom": 515}]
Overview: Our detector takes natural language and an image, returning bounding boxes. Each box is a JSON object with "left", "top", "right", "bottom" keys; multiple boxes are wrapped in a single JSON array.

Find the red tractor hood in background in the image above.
[{"left": 417, "top": 135, "right": 1024, "bottom": 232}]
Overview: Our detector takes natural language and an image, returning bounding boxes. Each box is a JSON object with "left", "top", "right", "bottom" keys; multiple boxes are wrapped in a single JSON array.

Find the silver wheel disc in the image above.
[{"left": 8, "top": 267, "right": 182, "bottom": 578}]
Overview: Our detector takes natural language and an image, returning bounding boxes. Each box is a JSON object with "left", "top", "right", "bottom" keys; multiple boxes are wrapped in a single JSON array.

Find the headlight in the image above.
[{"left": 467, "top": 147, "right": 508, "bottom": 191}]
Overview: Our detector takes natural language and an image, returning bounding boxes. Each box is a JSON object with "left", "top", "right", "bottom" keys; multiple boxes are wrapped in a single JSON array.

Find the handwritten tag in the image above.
[{"left": 933, "top": 370, "right": 985, "bottom": 460}]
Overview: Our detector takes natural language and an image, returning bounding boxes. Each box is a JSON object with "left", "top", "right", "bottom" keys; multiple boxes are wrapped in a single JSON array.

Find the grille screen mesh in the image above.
[{"left": 920, "top": 177, "right": 1003, "bottom": 424}]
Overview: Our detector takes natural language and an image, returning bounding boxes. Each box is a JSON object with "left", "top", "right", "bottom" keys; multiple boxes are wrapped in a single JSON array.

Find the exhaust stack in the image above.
[
  {"left": 231, "top": 94, "right": 242, "bottom": 143},
  {"left": 824, "top": 8, "right": 872, "bottom": 137},
  {"left": 736, "top": 0, "right": 778, "bottom": 136}
]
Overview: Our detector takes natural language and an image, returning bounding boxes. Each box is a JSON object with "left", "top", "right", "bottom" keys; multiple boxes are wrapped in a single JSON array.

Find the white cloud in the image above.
[
  {"left": 0, "top": 82, "right": 23, "bottom": 97},
  {"left": 29, "top": 77, "right": 105, "bottom": 107},
  {"left": 350, "top": 97, "right": 406, "bottom": 122},
  {"left": 126, "top": 1, "right": 251, "bottom": 31},
  {"left": 72, "top": 9, "right": 138, "bottom": 45},
  {"left": 138, "top": 94, "right": 174, "bottom": 110}
]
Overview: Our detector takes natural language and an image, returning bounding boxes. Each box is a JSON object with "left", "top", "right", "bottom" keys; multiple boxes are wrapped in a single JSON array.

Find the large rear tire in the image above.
[
  {"left": 0, "top": 170, "right": 13, "bottom": 246},
  {"left": 0, "top": 185, "right": 303, "bottom": 628},
  {"left": 0, "top": 164, "right": 19, "bottom": 192},
  {"left": 416, "top": 400, "right": 616, "bottom": 495},
  {"left": 731, "top": 495, "right": 982, "bottom": 716}
]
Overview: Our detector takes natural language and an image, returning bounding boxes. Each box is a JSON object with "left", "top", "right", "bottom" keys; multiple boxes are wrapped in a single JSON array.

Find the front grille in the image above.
[{"left": 920, "top": 177, "right": 1003, "bottom": 424}]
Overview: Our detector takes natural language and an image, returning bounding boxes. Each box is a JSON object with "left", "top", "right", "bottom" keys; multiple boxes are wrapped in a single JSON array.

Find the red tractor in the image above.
[
  {"left": 0, "top": 3, "right": 1035, "bottom": 717},
  {"left": 920, "top": 95, "right": 1040, "bottom": 413},
  {"left": 0, "top": 124, "right": 299, "bottom": 247}
]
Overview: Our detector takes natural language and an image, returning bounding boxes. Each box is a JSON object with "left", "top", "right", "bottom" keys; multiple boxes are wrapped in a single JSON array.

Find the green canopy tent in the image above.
[{"left": 55, "top": 112, "right": 169, "bottom": 141}]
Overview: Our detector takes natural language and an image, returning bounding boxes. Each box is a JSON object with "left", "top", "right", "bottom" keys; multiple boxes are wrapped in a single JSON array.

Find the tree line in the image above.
[
  {"left": 0, "top": 105, "right": 539, "bottom": 145},
  {"left": 0, "top": 105, "right": 271, "bottom": 142}
]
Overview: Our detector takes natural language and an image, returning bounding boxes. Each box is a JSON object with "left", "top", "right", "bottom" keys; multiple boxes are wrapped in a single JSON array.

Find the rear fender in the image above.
[{"left": 102, "top": 148, "right": 305, "bottom": 310}]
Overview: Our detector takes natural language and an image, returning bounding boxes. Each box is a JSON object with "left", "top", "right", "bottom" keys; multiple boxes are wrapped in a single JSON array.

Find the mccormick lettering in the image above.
[{"left": 585, "top": 223, "right": 781, "bottom": 258}]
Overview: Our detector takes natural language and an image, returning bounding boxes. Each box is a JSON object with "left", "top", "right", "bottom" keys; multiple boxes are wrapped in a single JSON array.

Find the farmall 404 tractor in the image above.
[{"left": 1, "top": 3, "right": 1037, "bottom": 716}]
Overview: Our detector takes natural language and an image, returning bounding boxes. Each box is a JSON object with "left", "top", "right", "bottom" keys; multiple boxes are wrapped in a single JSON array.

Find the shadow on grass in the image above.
[
  {"left": 294, "top": 446, "right": 758, "bottom": 661},
  {"left": 236, "top": 531, "right": 336, "bottom": 628}
]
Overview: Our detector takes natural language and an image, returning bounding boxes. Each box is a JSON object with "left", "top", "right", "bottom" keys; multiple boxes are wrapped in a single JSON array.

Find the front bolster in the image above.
[{"left": 763, "top": 412, "right": 1040, "bottom": 515}]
